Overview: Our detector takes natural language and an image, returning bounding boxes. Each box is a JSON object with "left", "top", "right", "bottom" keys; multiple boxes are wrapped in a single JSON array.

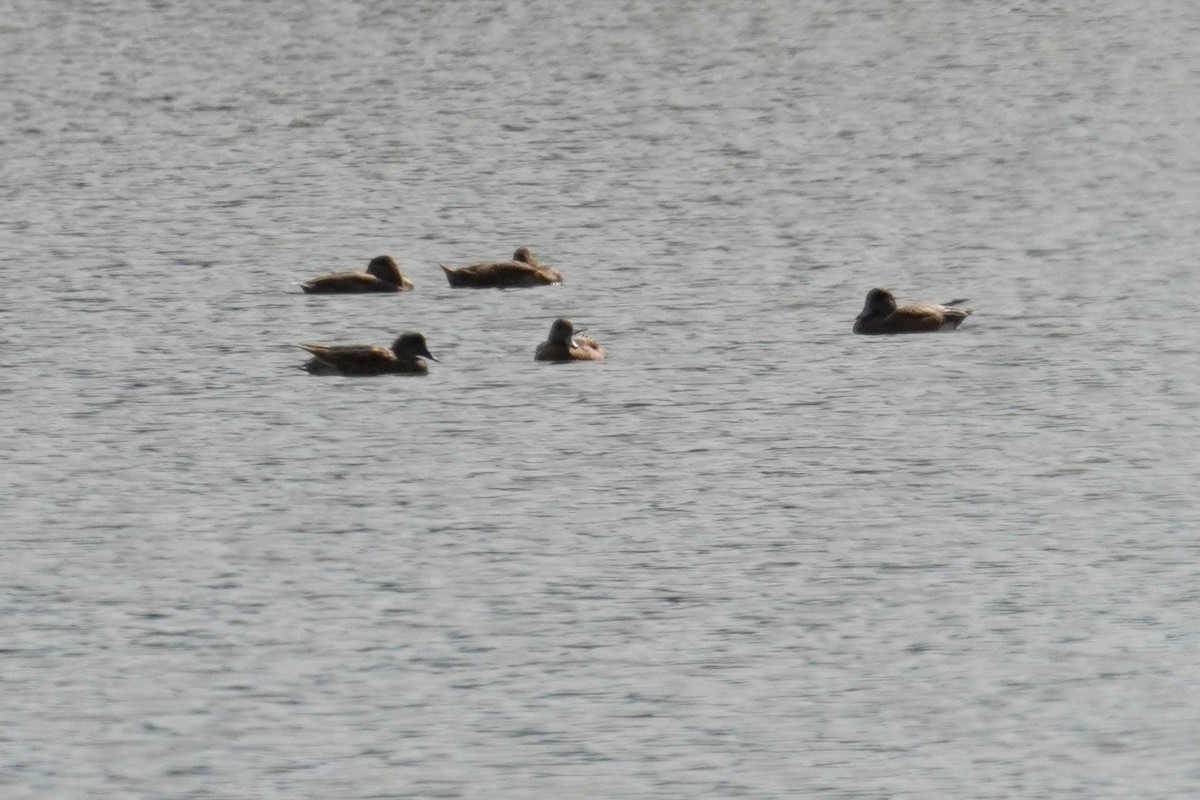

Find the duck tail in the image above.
[
  {"left": 440, "top": 264, "right": 463, "bottom": 287},
  {"left": 941, "top": 305, "right": 974, "bottom": 329}
]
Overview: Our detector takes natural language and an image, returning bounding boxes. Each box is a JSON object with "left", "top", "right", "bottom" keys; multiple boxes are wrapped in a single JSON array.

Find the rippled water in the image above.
[{"left": 3, "top": 1, "right": 1200, "bottom": 797}]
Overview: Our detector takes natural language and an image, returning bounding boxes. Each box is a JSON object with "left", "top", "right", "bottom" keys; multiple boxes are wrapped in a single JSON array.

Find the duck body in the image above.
[
  {"left": 442, "top": 247, "right": 562, "bottom": 288},
  {"left": 300, "top": 332, "right": 437, "bottom": 376},
  {"left": 853, "top": 288, "right": 974, "bottom": 334},
  {"left": 534, "top": 317, "right": 604, "bottom": 362},
  {"left": 301, "top": 255, "right": 414, "bottom": 294}
]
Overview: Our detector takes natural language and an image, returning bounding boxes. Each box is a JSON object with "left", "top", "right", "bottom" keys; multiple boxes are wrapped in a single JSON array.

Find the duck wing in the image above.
[
  {"left": 569, "top": 336, "right": 605, "bottom": 360},
  {"left": 300, "top": 343, "right": 395, "bottom": 369},
  {"left": 444, "top": 260, "right": 561, "bottom": 287},
  {"left": 301, "top": 273, "right": 398, "bottom": 293}
]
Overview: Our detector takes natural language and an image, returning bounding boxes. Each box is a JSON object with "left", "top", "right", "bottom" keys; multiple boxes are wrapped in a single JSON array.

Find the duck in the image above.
[
  {"left": 441, "top": 247, "right": 563, "bottom": 288},
  {"left": 535, "top": 317, "right": 604, "bottom": 362},
  {"left": 299, "top": 332, "right": 438, "bottom": 375},
  {"left": 853, "top": 288, "right": 974, "bottom": 334},
  {"left": 301, "top": 255, "right": 414, "bottom": 293}
]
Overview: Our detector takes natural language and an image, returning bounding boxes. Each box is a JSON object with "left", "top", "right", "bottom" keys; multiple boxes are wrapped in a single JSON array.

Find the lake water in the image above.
[{"left": 3, "top": 1, "right": 1200, "bottom": 797}]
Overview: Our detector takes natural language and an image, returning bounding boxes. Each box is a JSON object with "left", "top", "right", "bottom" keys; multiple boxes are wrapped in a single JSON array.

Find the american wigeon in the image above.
[
  {"left": 300, "top": 332, "right": 438, "bottom": 375},
  {"left": 301, "top": 255, "right": 414, "bottom": 293},
  {"left": 441, "top": 247, "right": 563, "bottom": 288},
  {"left": 534, "top": 317, "right": 604, "bottom": 362},
  {"left": 853, "top": 288, "right": 974, "bottom": 334}
]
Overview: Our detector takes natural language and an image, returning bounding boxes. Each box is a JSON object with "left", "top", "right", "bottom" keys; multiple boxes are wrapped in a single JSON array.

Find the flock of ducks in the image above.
[
  {"left": 297, "top": 246, "right": 974, "bottom": 376},
  {"left": 297, "top": 246, "right": 599, "bottom": 376}
]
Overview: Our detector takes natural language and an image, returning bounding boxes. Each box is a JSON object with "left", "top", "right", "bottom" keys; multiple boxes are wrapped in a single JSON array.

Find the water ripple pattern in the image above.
[{"left": 2, "top": 1, "right": 1199, "bottom": 798}]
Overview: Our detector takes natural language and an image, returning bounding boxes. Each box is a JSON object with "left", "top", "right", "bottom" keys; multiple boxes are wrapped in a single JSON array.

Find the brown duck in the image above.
[
  {"left": 300, "top": 332, "right": 438, "bottom": 375},
  {"left": 301, "top": 255, "right": 414, "bottom": 293},
  {"left": 441, "top": 247, "right": 563, "bottom": 288},
  {"left": 853, "top": 288, "right": 974, "bottom": 334},
  {"left": 534, "top": 317, "right": 604, "bottom": 362}
]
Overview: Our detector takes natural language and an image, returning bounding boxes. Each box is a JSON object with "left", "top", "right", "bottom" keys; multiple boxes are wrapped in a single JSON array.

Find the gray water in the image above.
[{"left": 3, "top": 1, "right": 1200, "bottom": 797}]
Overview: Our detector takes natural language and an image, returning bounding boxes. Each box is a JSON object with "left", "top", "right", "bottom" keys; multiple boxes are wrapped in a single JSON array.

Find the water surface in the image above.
[{"left": 3, "top": 1, "right": 1199, "bottom": 797}]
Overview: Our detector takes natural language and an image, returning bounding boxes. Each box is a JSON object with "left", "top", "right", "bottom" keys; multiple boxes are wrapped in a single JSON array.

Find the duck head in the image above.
[
  {"left": 512, "top": 246, "right": 537, "bottom": 265},
  {"left": 859, "top": 287, "right": 897, "bottom": 319},
  {"left": 366, "top": 255, "right": 404, "bottom": 284},
  {"left": 391, "top": 332, "right": 439, "bottom": 362},
  {"left": 548, "top": 317, "right": 580, "bottom": 348}
]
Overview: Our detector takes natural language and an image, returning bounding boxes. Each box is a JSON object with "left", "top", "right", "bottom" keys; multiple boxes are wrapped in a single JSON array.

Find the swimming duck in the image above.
[
  {"left": 535, "top": 317, "right": 604, "bottom": 362},
  {"left": 441, "top": 247, "right": 563, "bottom": 288},
  {"left": 853, "top": 288, "right": 974, "bottom": 334},
  {"left": 300, "top": 332, "right": 438, "bottom": 375},
  {"left": 301, "top": 255, "right": 414, "bottom": 293}
]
